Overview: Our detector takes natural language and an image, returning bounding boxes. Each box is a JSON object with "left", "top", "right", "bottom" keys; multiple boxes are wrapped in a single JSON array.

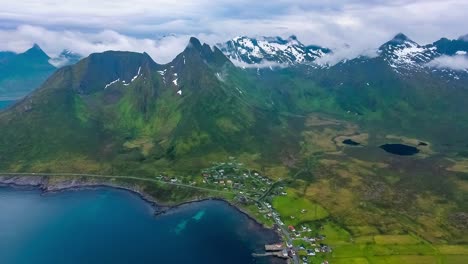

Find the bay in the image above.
[{"left": 0, "top": 187, "right": 281, "bottom": 264}]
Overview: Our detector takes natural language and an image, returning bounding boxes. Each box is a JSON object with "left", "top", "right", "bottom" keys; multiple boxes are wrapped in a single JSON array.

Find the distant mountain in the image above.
[
  {"left": 0, "top": 44, "right": 56, "bottom": 99},
  {"left": 217, "top": 33, "right": 468, "bottom": 80},
  {"left": 373, "top": 33, "right": 468, "bottom": 81},
  {"left": 48, "top": 49, "right": 82, "bottom": 67},
  {"left": 378, "top": 33, "right": 438, "bottom": 70},
  {"left": 217, "top": 35, "right": 331, "bottom": 65},
  {"left": 0, "top": 45, "right": 83, "bottom": 101}
]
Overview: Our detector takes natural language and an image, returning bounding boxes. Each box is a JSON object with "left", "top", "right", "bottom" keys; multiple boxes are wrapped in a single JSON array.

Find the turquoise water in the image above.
[
  {"left": 0, "top": 100, "right": 15, "bottom": 110},
  {"left": 0, "top": 187, "right": 280, "bottom": 264}
]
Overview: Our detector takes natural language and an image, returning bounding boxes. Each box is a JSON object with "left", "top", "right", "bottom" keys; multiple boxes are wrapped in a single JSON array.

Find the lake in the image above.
[
  {"left": 0, "top": 187, "right": 281, "bottom": 264},
  {"left": 380, "top": 143, "right": 420, "bottom": 156}
]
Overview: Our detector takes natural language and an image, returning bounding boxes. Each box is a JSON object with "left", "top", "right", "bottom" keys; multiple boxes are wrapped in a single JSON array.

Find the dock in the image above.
[
  {"left": 253, "top": 244, "right": 289, "bottom": 259},
  {"left": 265, "top": 243, "right": 284, "bottom": 251},
  {"left": 252, "top": 251, "right": 289, "bottom": 259}
]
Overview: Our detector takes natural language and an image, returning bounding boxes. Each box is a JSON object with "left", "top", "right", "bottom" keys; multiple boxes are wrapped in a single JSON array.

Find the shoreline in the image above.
[{"left": 0, "top": 174, "right": 285, "bottom": 254}]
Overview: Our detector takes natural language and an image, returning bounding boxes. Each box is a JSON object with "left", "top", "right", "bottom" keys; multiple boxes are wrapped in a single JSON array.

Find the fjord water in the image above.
[
  {"left": 0, "top": 187, "right": 279, "bottom": 264},
  {"left": 0, "top": 100, "right": 15, "bottom": 110}
]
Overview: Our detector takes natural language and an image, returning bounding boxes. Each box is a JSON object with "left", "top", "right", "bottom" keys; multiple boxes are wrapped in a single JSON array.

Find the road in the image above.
[
  {"left": 0, "top": 172, "right": 235, "bottom": 195},
  {"left": 260, "top": 202, "right": 300, "bottom": 264}
]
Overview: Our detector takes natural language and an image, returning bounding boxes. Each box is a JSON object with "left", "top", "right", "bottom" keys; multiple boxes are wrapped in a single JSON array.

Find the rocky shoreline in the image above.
[
  {"left": 0, "top": 175, "right": 168, "bottom": 211},
  {"left": 0, "top": 175, "right": 271, "bottom": 228}
]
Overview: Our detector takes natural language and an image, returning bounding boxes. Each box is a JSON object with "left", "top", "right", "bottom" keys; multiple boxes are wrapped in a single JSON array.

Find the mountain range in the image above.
[
  {"left": 217, "top": 35, "right": 331, "bottom": 65},
  {"left": 1, "top": 33, "right": 466, "bottom": 102},
  {"left": 218, "top": 33, "right": 468, "bottom": 78},
  {"left": 1, "top": 34, "right": 467, "bottom": 170}
]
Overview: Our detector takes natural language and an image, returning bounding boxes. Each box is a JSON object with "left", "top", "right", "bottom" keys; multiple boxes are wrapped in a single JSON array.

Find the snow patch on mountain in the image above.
[
  {"left": 379, "top": 34, "right": 438, "bottom": 71},
  {"left": 104, "top": 78, "right": 120, "bottom": 89},
  {"left": 131, "top": 66, "right": 142, "bottom": 82}
]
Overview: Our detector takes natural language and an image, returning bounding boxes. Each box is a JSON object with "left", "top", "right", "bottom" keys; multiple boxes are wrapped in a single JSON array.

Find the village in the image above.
[{"left": 155, "top": 158, "right": 333, "bottom": 264}]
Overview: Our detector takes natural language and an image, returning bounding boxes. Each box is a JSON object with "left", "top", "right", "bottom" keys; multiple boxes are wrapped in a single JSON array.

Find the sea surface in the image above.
[
  {"left": 0, "top": 100, "right": 16, "bottom": 110},
  {"left": 0, "top": 187, "right": 280, "bottom": 264}
]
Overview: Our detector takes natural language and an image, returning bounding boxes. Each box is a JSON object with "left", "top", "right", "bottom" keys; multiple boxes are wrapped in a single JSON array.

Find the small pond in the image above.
[
  {"left": 342, "top": 139, "right": 360, "bottom": 146},
  {"left": 380, "top": 143, "right": 419, "bottom": 156}
]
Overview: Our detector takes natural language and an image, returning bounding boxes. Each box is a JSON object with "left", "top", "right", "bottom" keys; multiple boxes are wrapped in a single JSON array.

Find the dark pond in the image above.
[
  {"left": 342, "top": 139, "right": 360, "bottom": 146},
  {"left": 380, "top": 144, "right": 420, "bottom": 156}
]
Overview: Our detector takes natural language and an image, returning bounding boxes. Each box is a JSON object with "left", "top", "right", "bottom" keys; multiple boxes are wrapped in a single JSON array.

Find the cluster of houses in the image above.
[
  {"left": 200, "top": 162, "right": 273, "bottom": 198},
  {"left": 155, "top": 175, "right": 179, "bottom": 183},
  {"left": 180, "top": 159, "right": 333, "bottom": 264},
  {"left": 260, "top": 200, "right": 332, "bottom": 263}
]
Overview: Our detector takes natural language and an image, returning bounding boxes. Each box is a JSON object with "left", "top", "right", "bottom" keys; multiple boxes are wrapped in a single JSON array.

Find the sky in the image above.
[{"left": 0, "top": 0, "right": 467, "bottom": 63}]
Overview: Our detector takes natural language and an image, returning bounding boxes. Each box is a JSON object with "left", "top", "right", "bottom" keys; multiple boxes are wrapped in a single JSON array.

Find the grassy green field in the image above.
[{"left": 272, "top": 188, "right": 329, "bottom": 226}]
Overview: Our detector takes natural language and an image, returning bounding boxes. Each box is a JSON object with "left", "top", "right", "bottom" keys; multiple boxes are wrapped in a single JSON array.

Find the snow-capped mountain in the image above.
[
  {"left": 217, "top": 35, "right": 331, "bottom": 66},
  {"left": 217, "top": 33, "right": 467, "bottom": 78},
  {"left": 376, "top": 33, "right": 468, "bottom": 79},
  {"left": 48, "top": 49, "right": 82, "bottom": 67},
  {"left": 378, "top": 33, "right": 439, "bottom": 70}
]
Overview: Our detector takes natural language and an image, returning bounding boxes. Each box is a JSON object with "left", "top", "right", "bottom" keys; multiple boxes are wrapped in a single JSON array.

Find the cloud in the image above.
[
  {"left": 0, "top": 1, "right": 467, "bottom": 63},
  {"left": 426, "top": 55, "right": 468, "bottom": 71},
  {"left": 315, "top": 46, "right": 379, "bottom": 66},
  {"left": 0, "top": 25, "right": 196, "bottom": 64},
  {"left": 231, "top": 60, "right": 288, "bottom": 69}
]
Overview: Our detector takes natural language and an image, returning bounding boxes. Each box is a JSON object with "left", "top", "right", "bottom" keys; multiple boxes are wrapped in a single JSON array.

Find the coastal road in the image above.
[{"left": 0, "top": 172, "right": 236, "bottom": 195}]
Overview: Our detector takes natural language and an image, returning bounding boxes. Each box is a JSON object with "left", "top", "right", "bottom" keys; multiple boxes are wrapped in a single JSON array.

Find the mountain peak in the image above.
[
  {"left": 187, "top": 37, "right": 203, "bottom": 50},
  {"left": 23, "top": 43, "right": 50, "bottom": 59},
  {"left": 458, "top": 34, "right": 468, "bottom": 42},
  {"left": 178, "top": 37, "right": 230, "bottom": 67},
  {"left": 287, "top": 35, "right": 302, "bottom": 45},
  {"left": 379, "top": 33, "right": 419, "bottom": 51},
  {"left": 392, "top": 33, "right": 411, "bottom": 42},
  {"left": 48, "top": 49, "right": 82, "bottom": 67}
]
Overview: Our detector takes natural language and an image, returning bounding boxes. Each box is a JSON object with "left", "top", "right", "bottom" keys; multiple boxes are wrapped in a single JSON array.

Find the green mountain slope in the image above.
[{"left": 0, "top": 38, "right": 301, "bottom": 174}]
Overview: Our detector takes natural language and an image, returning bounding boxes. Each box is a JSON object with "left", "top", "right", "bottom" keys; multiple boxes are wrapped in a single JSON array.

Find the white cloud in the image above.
[
  {"left": 231, "top": 60, "right": 288, "bottom": 69},
  {"left": 0, "top": 1, "right": 467, "bottom": 63},
  {"left": 315, "top": 46, "right": 379, "bottom": 66},
  {"left": 0, "top": 25, "right": 196, "bottom": 64},
  {"left": 426, "top": 55, "right": 468, "bottom": 71}
]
